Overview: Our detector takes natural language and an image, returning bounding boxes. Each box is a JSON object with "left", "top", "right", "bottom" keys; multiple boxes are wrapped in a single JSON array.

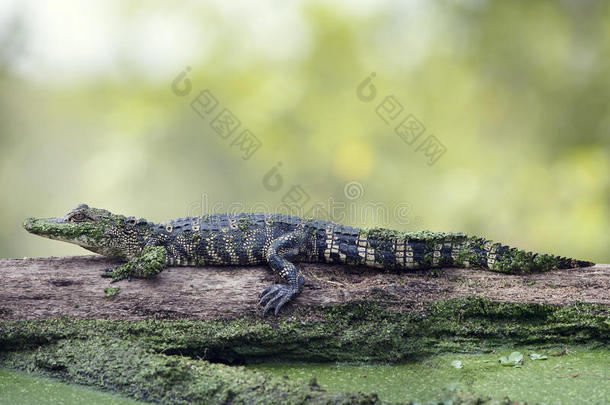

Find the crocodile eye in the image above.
[{"left": 69, "top": 212, "right": 87, "bottom": 222}]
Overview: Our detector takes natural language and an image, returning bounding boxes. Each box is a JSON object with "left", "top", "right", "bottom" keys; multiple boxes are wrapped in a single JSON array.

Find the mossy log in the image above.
[
  {"left": 1, "top": 256, "right": 608, "bottom": 320},
  {"left": 1, "top": 256, "right": 608, "bottom": 404}
]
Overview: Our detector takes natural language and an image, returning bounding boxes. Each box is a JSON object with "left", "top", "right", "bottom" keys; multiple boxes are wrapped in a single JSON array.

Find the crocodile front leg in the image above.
[
  {"left": 101, "top": 246, "right": 167, "bottom": 282},
  {"left": 259, "top": 231, "right": 306, "bottom": 316}
]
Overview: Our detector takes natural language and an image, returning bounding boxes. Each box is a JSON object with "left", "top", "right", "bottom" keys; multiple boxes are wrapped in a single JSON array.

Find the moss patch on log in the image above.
[
  {"left": 0, "top": 337, "right": 378, "bottom": 405},
  {"left": 1, "top": 298, "right": 607, "bottom": 364},
  {"left": 0, "top": 298, "right": 607, "bottom": 404}
]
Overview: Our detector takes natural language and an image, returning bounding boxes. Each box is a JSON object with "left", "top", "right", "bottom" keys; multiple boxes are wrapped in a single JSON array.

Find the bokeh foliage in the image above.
[{"left": 0, "top": 0, "right": 608, "bottom": 262}]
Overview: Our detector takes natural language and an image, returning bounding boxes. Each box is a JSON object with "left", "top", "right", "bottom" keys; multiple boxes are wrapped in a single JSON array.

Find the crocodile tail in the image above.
[{"left": 453, "top": 236, "right": 594, "bottom": 274}]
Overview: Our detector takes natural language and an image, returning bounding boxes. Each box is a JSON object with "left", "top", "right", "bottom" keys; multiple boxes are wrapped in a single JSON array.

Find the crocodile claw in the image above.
[
  {"left": 258, "top": 284, "right": 298, "bottom": 316},
  {"left": 101, "top": 267, "right": 128, "bottom": 283},
  {"left": 101, "top": 267, "right": 114, "bottom": 279}
]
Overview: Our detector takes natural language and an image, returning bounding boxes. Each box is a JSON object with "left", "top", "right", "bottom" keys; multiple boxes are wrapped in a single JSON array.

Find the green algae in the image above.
[
  {"left": 0, "top": 337, "right": 377, "bottom": 405},
  {"left": 0, "top": 368, "right": 146, "bottom": 405},
  {"left": 23, "top": 217, "right": 108, "bottom": 247},
  {"left": 1, "top": 299, "right": 607, "bottom": 364},
  {"left": 249, "top": 347, "right": 610, "bottom": 404},
  {"left": 0, "top": 298, "right": 607, "bottom": 404},
  {"left": 104, "top": 287, "right": 121, "bottom": 297},
  {"left": 357, "top": 228, "right": 464, "bottom": 243},
  {"left": 106, "top": 246, "right": 167, "bottom": 281}
]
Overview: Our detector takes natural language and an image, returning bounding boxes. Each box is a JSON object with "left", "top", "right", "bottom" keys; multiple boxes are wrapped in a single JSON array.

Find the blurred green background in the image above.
[{"left": 0, "top": 0, "right": 608, "bottom": 262}]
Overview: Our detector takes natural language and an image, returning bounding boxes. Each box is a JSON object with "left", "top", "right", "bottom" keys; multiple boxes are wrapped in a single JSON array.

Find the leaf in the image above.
[
  {"left": 530, "top": 353, "right": 548, "bottom": 361},
  {"left": 499, "top": 351, "right": 523, "bottom": 367},
  {"left": 509, "top": 351, "right": 524, "bottom": 363},
  {"left": 451, "top": 360, "right": 463, "bottom": 369}
]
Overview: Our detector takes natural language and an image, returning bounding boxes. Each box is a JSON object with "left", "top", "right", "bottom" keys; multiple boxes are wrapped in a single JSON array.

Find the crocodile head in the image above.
[{"left": 23, "top": 204, "right": 150, "bottom": 259}]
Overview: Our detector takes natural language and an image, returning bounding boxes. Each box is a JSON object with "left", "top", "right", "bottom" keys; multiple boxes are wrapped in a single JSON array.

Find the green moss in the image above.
[
  {"left": 1, "top": 299, "right": 606, "bottom": 364},
  {"left": 491, "top": 250, "right": 561, "bottom": 274},
  {"left": 104, "top": 287, "right": 120, "bottom": 297},
  {"left": 107, "top": 246, "right": 167, "bottom": 281},
  {"left": 24, "top": 217, "right": 108, "bottom": 245},
  {"left": 0, "top": 337, "right": 378, "bottom": 405},
  {"left": 357, "top": 228, "right": 463, "bottom": 244},
  {"left": 0, "top": 298, "right": 606, "bottom": 404}
]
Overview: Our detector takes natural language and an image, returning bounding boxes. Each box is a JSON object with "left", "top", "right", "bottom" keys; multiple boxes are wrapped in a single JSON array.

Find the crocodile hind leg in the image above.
[
  {"left": 259, "top": 231, "right": 306, "bottom": 316},
  {"left": 101, "top": 246, "right": 167, "bottom": 282}
]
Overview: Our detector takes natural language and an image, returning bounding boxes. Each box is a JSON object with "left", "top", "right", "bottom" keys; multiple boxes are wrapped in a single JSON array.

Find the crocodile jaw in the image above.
[{"left": 23, "top": 216, "right": 103, "bottom": 248}]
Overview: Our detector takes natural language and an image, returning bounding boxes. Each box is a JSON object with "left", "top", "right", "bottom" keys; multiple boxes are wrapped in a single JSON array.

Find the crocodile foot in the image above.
[
  {"left": 258, "top": 284, "right": 298, "bottom": 316},
  {"left": 101, "top": 267, "right": 131, "bottom": 282}
]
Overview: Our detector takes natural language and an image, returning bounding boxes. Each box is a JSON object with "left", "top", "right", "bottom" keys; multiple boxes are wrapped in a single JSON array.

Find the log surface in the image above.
[{"left": 0, "top": 256, "right": 608, "bottom": 320}]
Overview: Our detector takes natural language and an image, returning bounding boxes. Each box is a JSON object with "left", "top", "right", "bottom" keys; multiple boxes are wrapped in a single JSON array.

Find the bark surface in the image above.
[{"left": 1, "top": 256, "right": 608, "bottom": 320}]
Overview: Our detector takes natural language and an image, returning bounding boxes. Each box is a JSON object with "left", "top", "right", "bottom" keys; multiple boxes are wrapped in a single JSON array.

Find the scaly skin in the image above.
[{"left": 23, "top": 204, "right": 594, "bottom": 315}]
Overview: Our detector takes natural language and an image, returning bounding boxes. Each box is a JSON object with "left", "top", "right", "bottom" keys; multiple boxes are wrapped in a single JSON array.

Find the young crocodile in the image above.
[{"left": 23, "top": 204, "right": 593, "bottom": 315}]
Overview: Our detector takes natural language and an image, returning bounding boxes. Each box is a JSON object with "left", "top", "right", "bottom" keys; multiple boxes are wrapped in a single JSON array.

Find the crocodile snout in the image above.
[{"left": 23, "top": 218, "right": 34, "bottom": 232}]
